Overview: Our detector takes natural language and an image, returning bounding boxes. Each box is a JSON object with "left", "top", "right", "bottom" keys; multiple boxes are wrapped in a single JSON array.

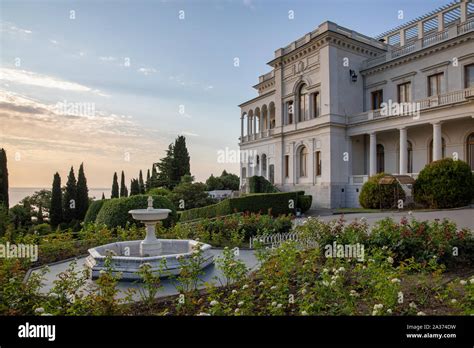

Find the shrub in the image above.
[
  {"left": 147, "top": 187, "right": 172, "bottom": 197},
  {"left": 413, "top": 158, "right": 474, "bottom": 209},
  {"left": 95, "top": 195, "right": 177, "bottom": 228},
  {"left": 297, "top": 195, "right": 312, "bottom": 213},
  {"left": 84, "top": 199, "right": 106, "bottom": 224},
  {"left": 31, "top": 223, "right": 51, "bottom": 236},
  {"left": 248, "top": 176, "right": 277, "bottom": 193},
  {"left": 359, "top": 173, "right": 405, "bottom": 209},
  {"left": 180, "top": 192, "right": 299, "bottom": 221}
]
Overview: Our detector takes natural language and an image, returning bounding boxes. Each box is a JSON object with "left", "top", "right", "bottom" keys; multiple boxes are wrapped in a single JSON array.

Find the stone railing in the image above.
[{"left": 349, "top": 87, "right": 474, "bottom": 124}]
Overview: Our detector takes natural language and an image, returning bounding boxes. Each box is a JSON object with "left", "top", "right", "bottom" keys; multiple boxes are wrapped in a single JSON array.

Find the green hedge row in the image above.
[
  {"left": 180, "top": 191, "right": 302, "bottom": 221},
  {"left": 84, "top": 199, "right": 107, "bottom": 224},
  {"left": 248, "top": 176, "right": 277, "bottom": 193}
]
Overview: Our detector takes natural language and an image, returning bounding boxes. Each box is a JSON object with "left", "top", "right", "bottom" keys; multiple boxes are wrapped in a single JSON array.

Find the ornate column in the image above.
[
  {"left": 432, "top": 122, "right": 442, "bottom": 161},
  {"left": 241, "top": 115, "right": 244, "bottom": 140},
  {"left": 369, "top": 132, "right": 377, "bottom": 176},
  {"left": 399, "top": 127, "right": 407, "bottom": 174}
]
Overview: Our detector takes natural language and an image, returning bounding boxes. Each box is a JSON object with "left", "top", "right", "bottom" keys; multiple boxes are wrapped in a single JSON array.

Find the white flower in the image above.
[
  {"left": 242, "top": 285, "right": 249, "bottom": 290},
  {"left": 417, "top": 311, "right": 426, "bottom": 316},
  {"left": 331, "top": 275, "right": 339, "bottom": 281},
  {"left": 330, "top": 280, "right": 336, "bottom": 286},
  {"left": 409, "top": 302, "right": 417, "bottom": 309},
  {"left": 470, "top": 278, "right": 474, "bottom": 284},
  {"left": 408, "top": 211, "right": 413, "bottom": 216},
  {"left": 391, "top": 278, "right": 401, "bottom": 283},
  {"left": 232, "top": 290, "right": 238, "bottom": 294},
  {"left": 270, "top": 285, "right": 277, "bottom": 290},
  {"left": 322, "top": 268, "right": 328, "bottom": 273},
  {"left": 373, "top": 304, "right": 383, "bottom": 310},
  {"left": 34, "top": 307, "right": 45, "bottom": 314},
  {"left": 210, "top": 300, "right": 219, "bottom": 306},
  {"left": 301, "top": 288, "right": 307, "bottom": 295},
  {"left": 451, "top": 299, "right": 457, "bottom": 304},
  {"left": 99, "top": 270, "right": 106, "bottom": 274},
  {"left": 338, "top": 267, "right": 345, "bottom": 272},
  {"left": 238, "top": 301, "right": 244, "bottom": 307},
  {"left": 460, "top": 280, "right": 467, "bottom": 285},
  {"left": 372, "top": 310, "right": 378, "bottom": 316},
  {"left": 322, "top": 280, "right": 330, "bottom": 286},
  {"left": 277, "top": 303, "right": 283, "bottom": 308},
  {"left": 49, "top": 293, "right": 59, "bottom": 299},
  {"left": 198, "top": 312, "right": 211, "bottom": 316},
  {"left": 350, "top": 290, "right": 359, "bottom": 297},
  {"left": 234, "top": 308, "right": 240, "bottom": 313},
  {"left": 258, "top": 281, "right": 264, "bottom": 286},
  {"left": 387, "top": 309, "right": 392, "bottom": 314},
  {"left": 301, "top": 311, "right": 308, "bottom": 316},
  {"left": 387, "top": 257, "right": 394, "bottom": 264},
  {"left": 272, "top": 301, "right": 277, "bottom": 307}
]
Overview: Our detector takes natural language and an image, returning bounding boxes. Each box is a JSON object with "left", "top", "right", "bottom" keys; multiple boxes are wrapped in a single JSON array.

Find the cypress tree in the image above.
[
  {"left": 50, "top": 172, "right": 63, "bottom": 227},
  {"left": 146, "top": 169, "right": 151, "bottom": 191},
  {"left": 156, "top": 143, "right": 174, "bottom": 189},
  {"left": 37, "top": 204, "right": 44, "bottom": 224},
  {"left": 130, "top": 179, "right": 140, "bottom": 196},
  {"left": 111, "top": 172, "right": 119, "bottom": 198},
  {"left": 76, "top": 163, "right": 89, "bottom": 221},
  {"left": 120, "top": 171, "right": 128, "bottom": 197},
  {"left": 0, "top": 148, "right": 9, "bottom": 209},
  {"left": 138, "top": 170, "right": 145, "bottom": 194},
  {"left": 172, "top": 135, "right": 191, "bottom": 187},
  {"left": 63, "top": 166, "right": 77, "bottom": 223},
  {"left": 101, "top": 192, "right": 105, "bottom": 200}
]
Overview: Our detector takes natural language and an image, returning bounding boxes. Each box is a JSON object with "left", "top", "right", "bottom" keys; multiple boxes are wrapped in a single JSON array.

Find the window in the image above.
[
  {"left": 287, "top": 101, "right": 294, "bottom": 124},
  {"left": 407, "top": 141, "right": 413, "bottom": 173},
  {"left": 465, "top": 64, "right": 474, "bottom": 88},
  {"left": 298, "top": 84, "right": 309, "bottom": 122},
  {"left": 315, "top": 151, "right": 322, "bottom": 176},
  {"left": 261, "top": 154, "right": 267, "bottom": 178},
  {"left": 284, "top": 155, "right": 289, "bottom": 178},
  {"left": 429, "top": 138, "right": 446, "bottom": 162},
  {"left": 376, "top": 144, "right": 384, "bottom": 173},
  {"left": 313, "top": 92, "right": 320, "bottom": 118},
  {"left": 466, "top": 133, "right": 474, "bottom": 169},
  {"left": 398, "top": 82, "right": 411, "bottom": 102},
  {"left": 428, "top": 73, "right": 444, "bottom": 96},
  {"left": 269, "top": 165, "right": 275, "bottom": 184},
  {"left": 241, "top": 167, "right": 246, "bottom": 179},
  {"left": 371, "top": 90, "right": 383, "bottom": 110},
  {"left": 299, "top": 147, "right": 308, "bottom": 177}
]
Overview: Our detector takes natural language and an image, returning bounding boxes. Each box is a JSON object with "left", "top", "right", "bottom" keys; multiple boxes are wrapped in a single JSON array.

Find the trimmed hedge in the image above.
[
  {"left": 95, "top": 195, "right": 177, "bottom": 228},
  {"left": 359, "top": 173, "right": 405, "bottom": 209},
  {"left": 84, "top": 199, "right": 107, "bottom": 224},
  {"left": 146, "top": 187, "right": 172, "bottom": 197},
  {"left": 297, "top": 195, "right": 312, "bottom": 213},
  {"left": 413, "top": 158, "right": 474, "bottom": 209},
  {"left": 180, "top": 191, "right": 300, "bottom": 221},
  {"left": 248, "top": 176, "right": 277, "bottom": 193}
]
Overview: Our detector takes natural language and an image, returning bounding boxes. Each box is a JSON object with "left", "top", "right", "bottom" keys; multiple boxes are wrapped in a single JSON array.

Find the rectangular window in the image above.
[
  {"left": 428, "top": 73, "right": 444, "bottom": 96},
  {"left": 398, "top": 82, "right": 411, "bottom": 102},
  {"left": 465, "top": 64, "right": 474, "bottom": 88},
  {"left": 287, "top": 101, "right": 294, "bottom": 124},
  {"left": 315, "top": 151, "right": 322, "bottom": 176},
  {"left": 371, "top": 90, "right": 383, "bottom": 110},
  {"left": 313, "top": 92, "right": 320, "bottom": 118},
  {"left": 284, "top": 155, "right": 289, "bottom": 178}
]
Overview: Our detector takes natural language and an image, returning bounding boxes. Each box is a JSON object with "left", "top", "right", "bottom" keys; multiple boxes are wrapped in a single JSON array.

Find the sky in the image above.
[{"left": 0, "top": 0, "right": 452, "bottom": 189}]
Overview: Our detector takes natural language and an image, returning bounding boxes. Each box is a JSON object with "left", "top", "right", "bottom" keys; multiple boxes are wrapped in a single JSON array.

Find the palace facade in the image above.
[{"left": 239, "top": 0, "right": 474, "bottom": 208}]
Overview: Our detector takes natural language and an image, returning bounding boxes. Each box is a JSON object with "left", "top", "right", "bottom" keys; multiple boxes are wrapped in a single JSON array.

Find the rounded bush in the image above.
[
  {"left": 359, "top": 173, "right": 405, "bottom": 209},
  {"left": 413, "top": 158, "right": 474, "bottom": 209},
  {"left": 147, "top": 187, "right": 172, "bottom": 197},
  {"left": 95, "top": 195, "right": 177, "bottom": 228},
  {"left": 297, "top": 195, "right": 312, "bottom": 213},
  {"left": 84, "top": 199, "right": 106, "bottom": 224}
]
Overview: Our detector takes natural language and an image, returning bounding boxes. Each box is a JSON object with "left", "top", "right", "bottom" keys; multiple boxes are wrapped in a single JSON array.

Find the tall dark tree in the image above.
[
  {"left": 63, "top": 166, "right": 77, "bottom": 223},
  {"left": 50, "top": 172, "right": 63, "bottom": 227},
  {"left": 76, "top": 163, "right": 89, "bottom": 220},
  {"left": 138, "top": 170, "right": 145, "bottom": 194},
  {"left": 0, "top": 148, "right": 9, "bottom": 209},
  {"left": 171, "top": 135, "right": 191, "bottom": 187},
  {"left": 111, "top": 172, "right": 119, "bottom": 198},
  {"left": 156, "top": 143, "right": 174, "bottom": 189},
  {"left": 130, "top": 179, "right": 140, "bottom": 196},
  {"left": 120, "top": 171, "right": 128, "bottom": 197},
  {"left": 145, "top": 169, "right": 151, "bottom": 191},
  {"left": 37, "top": 204, "right": 44, "bottom": 224},
  {"left": 101, "top": 192, "right": 105, "bottom": 200}
]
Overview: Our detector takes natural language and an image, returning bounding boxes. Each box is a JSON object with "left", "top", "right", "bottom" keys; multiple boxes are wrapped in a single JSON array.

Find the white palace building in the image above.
[{"left": 238, "top": 0, "right": 474, "bottom": 209}]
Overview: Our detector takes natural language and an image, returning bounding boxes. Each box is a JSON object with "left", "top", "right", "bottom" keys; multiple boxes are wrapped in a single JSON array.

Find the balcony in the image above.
[
  {"left": 240, "top": 128, "right": 275, "bottom": 143},
  {"left": 363, "top": 17, "right": 474, "bottom": 70},
  {"left": 349, "top": 87, "right": 474, "bottom": 124}
]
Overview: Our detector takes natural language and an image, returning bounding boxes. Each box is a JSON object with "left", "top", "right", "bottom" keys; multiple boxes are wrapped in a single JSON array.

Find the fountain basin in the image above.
[{"left": 86, "top": 239, "right": 214, "bottom": 281}]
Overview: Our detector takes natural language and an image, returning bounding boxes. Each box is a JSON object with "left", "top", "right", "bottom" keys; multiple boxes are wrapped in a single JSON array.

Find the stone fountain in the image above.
[{"left": 86, "top": 196, "right": 214, "bottom": 280}]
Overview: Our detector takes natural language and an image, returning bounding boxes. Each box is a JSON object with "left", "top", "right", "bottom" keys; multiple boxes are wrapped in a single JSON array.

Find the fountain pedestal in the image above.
[{"left": 140, "top": 222, "right": 162, "bottom": 256}]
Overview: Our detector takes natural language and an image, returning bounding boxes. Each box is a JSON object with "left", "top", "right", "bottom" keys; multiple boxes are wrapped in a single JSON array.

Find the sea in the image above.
[{"left": 9, "top": 188, "right": 111, "bottom": 207}]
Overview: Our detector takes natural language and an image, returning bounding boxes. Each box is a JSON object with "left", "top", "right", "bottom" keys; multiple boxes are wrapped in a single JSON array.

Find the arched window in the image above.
[
  {"left": 467, "top": 133, "right": 474, "bottom": 170},
  {"left": 429, "top": 138, "right": 446, "bottom": 163},
  {"left": 407, "top": 141, "right": 413, "bottom": 173},
  {"left": 298, "top": 84, "right": 309, "bottom": 122},
  {"left": 376, "top": 144, "right": 384, "bottom": 173},
  {"left": 241, "top": 167, "right": 247, "bottom": 179},
  {"left": 269, "top": 165, "right": 275, "bottom": 184},
  {"left": 299, "top": 146, "right": 308, "bottom": 177}
]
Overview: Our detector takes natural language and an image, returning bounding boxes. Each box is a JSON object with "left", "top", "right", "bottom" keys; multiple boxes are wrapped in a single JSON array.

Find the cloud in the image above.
[
  {"left": 137, "top": 67, "right": 158, "bottom": 76},
  {"left": 49, "top": 39, "right": 58, "bottom": 45},
  {"left": 1, "top": 21, "right": 32, "bottom": 35},
  {"left": 99, "top": 56, "right": 117, "bottom": 62},
  {"left": 0, "top": 68, "right": 106, "bottom": 96},
  {"left": 181, "top": 131, "right": 199, "bottom": 137}
]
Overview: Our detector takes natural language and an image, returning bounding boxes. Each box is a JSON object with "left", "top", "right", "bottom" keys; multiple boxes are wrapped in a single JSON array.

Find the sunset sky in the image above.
[{"left": 0, "top": 0, "right": 448, "bottom": 188}]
